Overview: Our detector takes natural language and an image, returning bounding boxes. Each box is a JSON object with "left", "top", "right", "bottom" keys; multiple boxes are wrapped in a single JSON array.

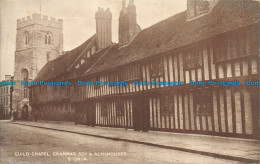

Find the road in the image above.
[{"left": 0, "top": 120, "right": 240, "bottom": 164}]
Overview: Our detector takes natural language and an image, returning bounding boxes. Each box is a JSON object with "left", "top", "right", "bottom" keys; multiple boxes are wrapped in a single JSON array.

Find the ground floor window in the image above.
[
  {"left": 194, "top": 90, "right": 212, "bottom": 115},
  {"left": 101, "top": 102, "right": 108, "bottom": 116},
  {"left": 116, "top": 100, "right": 124, "bottom": 116},
  {"left": 160, "top": 94, "right": 173, "bottom": 115}
]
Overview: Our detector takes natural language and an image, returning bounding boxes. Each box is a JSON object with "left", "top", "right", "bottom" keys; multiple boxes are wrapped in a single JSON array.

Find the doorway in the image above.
[{"left": 132, "top": 94, "right": 150, "bottom": 131}]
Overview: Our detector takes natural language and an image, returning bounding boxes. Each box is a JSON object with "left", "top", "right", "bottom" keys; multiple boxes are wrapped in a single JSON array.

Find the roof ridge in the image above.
[{"left": 119, "top": 11, "right": 186, "bottom": 50}]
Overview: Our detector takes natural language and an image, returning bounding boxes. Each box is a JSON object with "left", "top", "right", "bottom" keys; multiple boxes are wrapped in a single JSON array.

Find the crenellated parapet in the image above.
[{"left": 17, "top": 13, "right": 63, "bottom": 29}]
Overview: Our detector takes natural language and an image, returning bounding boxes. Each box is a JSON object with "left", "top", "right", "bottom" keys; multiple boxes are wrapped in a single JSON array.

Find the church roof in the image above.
[{"left": 84, "top": 0, "right": 260, "bottom": 76}]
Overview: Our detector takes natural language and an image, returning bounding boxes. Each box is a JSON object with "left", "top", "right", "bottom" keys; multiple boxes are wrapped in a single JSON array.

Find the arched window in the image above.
[
  {"left": 21, "top": 69, "right": 29, "bottom": 98},
  {"left": 45, "top": 33, "right": 52, "bottom": 45},
  {"left": 48, "top": 34, "right": 51, "bottom": 45},
  {"left": 21, "top": 69, "right": 29, "bottom": 81},
  {"left": 45, "top": 35, "right": 48, "bottom": 44},
  {"left": 25, "top": 34, "right": 29, "bottom": 45}
]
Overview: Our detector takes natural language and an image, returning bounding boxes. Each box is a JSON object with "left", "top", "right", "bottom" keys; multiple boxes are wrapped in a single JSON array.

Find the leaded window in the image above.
[
  {"left": 194, "top": 90, "right": 211, "bottom": 115},
  {"left": 150, "top": 59, "right": 164, "bottom": 77},
  {"left": 116, "top": 100, "right": 124, "bottom": 116},
  {"left": 160, "top": 94, "right": 173, "bottom": 115},
  {"left": 184, "top": 48, "right": 202, "bottom": 70},
  {"left": 101, "top": 102, "right": 108, "bottom": 116}
]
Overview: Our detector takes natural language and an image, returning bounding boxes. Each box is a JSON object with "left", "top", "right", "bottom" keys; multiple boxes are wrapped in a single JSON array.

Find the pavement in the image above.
[{"left": 12, "top": 120, "right": 259, "bottom": 163}]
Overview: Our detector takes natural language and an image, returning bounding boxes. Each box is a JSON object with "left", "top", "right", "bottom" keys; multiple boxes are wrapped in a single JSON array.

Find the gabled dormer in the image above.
[{"left": 187, "top": 0, "right": 219, "bottom": 21}]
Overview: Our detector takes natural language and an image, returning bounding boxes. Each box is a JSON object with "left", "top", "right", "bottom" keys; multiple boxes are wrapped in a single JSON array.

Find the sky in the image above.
[{"left": 0, "top": 0, "right": 187, "bottom": 81}]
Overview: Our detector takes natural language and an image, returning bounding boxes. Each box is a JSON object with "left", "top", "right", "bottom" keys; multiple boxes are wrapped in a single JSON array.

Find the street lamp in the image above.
[
  {"left": 10, "top": 81, "right": 14, "bottom": 120},
  {"left": 10, "top": 85, "right": 13, "bottom": 112}
]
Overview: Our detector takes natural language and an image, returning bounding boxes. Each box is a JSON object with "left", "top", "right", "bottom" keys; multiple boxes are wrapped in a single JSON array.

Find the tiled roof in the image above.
[
  {"left": 67, "top": 44, "right": 116, "bottom": 80},
  {"left": 35, "top": 0, "right": 260, "bottom": 80},
  {"left": 85, "top": 0, "right": 260, "bottom": 76},
  {"left": 35, "top": 35, "right": 96, "bottom": 81}
]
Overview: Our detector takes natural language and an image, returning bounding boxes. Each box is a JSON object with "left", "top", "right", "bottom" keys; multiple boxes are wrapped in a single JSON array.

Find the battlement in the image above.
[
  {"left": 17, "top": 13, "right": 63, "bottom": 29},
  {"left": 95, "top": 7, "right": 112, "bottom": 19}
]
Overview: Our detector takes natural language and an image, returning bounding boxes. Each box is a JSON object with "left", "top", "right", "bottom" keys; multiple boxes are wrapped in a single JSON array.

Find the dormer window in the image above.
[
  {"left": 25, "top": 34, "right": 29, "bottom": 45},
  {"left": 87, "top": 51, "right": 91, "bottom": 58},
  {"left": 75, "top": 63, "right": 80, "bottom": 69},
  {"left": 187, "top": 0, "right": 218, "bottom": 20},
  {"left": 81, "top": 59, "right": 85, "bottom": 65},
  {"left": 45, "top": 33, "right": 52, "bottom": 45},
  {"left": 91, "top": 46, "right": 96, "bottom": 55}
]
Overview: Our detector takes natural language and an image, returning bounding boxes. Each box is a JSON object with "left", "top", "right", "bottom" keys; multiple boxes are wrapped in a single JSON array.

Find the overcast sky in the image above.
[{"left": 0, "top": 0, "right": 187, "bottom": 80}]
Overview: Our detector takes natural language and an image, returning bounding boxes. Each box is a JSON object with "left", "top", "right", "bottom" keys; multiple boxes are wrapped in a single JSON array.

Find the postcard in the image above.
[{"left": 0, "top": 0, "right": 259, "bottom": 163}]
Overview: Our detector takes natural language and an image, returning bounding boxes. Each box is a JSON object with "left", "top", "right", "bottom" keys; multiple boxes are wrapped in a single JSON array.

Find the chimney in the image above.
[
  {"left": 95, "top": 7, "right": 112, "bottom": 50},
  {"left": 129, "top": 0, "right": 134, "bottom": 6},
  {"left": 119, "top": 0, "right": 140, "bottom": 46},
  {"left": 122, "top": 0, "right": 126, "bottom": 8}
]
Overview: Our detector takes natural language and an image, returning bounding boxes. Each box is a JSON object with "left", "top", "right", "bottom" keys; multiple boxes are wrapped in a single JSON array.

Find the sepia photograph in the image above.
[{"left": 0, "top": 0, "right": 259, "bottom": 163}]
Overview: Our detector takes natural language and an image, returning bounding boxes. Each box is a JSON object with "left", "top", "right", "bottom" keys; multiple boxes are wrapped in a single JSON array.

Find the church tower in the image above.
[
  {"left": 119, "top": 0, "right": 141, "bottom": 46},
  {"left": 13, "top": 13, "right": 63, "bottom": 115}
]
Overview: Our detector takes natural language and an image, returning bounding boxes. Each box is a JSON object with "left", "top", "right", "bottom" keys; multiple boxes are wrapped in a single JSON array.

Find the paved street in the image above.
[{"left": 0, "top": 120, "right": 243, "bottom": 164}]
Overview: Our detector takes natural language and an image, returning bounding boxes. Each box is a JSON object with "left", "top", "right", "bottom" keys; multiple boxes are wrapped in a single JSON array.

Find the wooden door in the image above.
[
  {"left": 132, "top": 94, "right": 150, "bottom": 131},
  {"left": 87, "top": 101, "right": 96, "bottom": 127}
]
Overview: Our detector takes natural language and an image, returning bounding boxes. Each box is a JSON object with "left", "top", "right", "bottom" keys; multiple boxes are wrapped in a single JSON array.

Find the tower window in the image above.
[
  {"left": 21, "top": 69, "right": 29, "bottom": 98},
  {"left": 45, "top": 33, "right": 52, "bottom": 45},
  {"left": 25, "top": 34, "right": 29, "bottom": 45},
  {"left": 45, "top": 35, "right": 47, "bottom": 44},
  {"left": 46, "top": 52, "right": 50, "bottom": 62}
]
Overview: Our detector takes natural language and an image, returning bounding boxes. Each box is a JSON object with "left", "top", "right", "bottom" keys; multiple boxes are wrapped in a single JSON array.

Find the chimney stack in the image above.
[
  {"left": 122, "top": 0, "right": 126, "bottom": 8},
  {"left": 119, "top": 0, "right": 140, "bottom": 46},
  {"left": 95, "top": 7, "right": 112, "bottom": 50}
]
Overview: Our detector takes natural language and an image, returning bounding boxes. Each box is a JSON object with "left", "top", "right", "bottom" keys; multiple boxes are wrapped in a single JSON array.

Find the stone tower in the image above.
[
  {"left": 13, "top": 13, "right": 63, "bottom": 115},
  {"left": 119, "top": 0, "right": 141, "bottom": 46},
  {"left": 95, "top": 7, "right": 112, "bottom": 50}
]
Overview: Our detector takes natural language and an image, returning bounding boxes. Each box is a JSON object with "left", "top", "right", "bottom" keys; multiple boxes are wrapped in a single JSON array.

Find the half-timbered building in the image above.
[{"left": 30, "top": 0, "right": 260, "bottom": 139}]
